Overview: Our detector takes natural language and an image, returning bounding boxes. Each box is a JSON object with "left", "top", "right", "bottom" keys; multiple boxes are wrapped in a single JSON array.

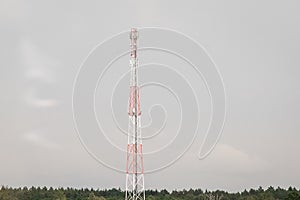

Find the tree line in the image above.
[{"left": 0, "top": 186, "right": 299, "bottom": 200}]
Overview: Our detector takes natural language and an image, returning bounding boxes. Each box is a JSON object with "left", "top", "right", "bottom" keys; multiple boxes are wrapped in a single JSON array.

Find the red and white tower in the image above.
[{"left": 125, "top": 28, "right": 145, "bottom": 200}]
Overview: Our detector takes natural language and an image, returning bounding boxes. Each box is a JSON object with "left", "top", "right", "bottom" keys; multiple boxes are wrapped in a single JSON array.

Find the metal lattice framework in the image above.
[{"left": 125, "top": 28, "right": 145, "bottom": 200}]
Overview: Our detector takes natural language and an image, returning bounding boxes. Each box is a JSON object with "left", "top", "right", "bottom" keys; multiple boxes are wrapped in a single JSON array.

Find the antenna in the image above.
[{"left": 125, "top": 28, "right": 145, "bottom": 200}]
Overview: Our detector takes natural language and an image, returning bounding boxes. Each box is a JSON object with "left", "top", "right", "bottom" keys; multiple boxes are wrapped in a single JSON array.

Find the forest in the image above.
[{"left": 0, "top": 186, "right": 300, "bottom": 200}]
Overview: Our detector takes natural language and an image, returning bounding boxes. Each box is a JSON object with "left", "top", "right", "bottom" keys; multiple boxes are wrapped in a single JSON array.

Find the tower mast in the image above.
[{"left": 125, "top": 28, "right": 145, "bottom": 200}]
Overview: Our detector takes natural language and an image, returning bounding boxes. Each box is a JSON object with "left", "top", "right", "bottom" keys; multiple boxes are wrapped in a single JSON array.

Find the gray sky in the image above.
[{"left": 0, "top": 0, "right": 300, "bottom": 192}]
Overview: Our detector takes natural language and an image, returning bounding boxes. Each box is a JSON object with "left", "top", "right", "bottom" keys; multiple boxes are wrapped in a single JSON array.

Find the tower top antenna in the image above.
[
  {"left": 130, "top": 28, "right": 139, "bottom": 40},
  {"left": 130, "top": 28, "right": 138, "bottom": 59}
]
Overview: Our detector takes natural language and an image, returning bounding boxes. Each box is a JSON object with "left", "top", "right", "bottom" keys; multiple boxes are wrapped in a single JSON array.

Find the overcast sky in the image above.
[{"left": 0, "top": 0, "right": 300, "bottom": 192}]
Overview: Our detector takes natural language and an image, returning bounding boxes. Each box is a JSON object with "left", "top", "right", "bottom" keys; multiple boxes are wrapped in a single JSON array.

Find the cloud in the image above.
[
  {"left": 203, "top": 144, "right": 269, "bottom": 175},
  {"left": 20, "top": 38, "right": 60, "bottom": 83},
  {"left": 0, "top": 0, "right": 28, "bottom": 22},
  {"left": 25, "top": 88, "right": 59, "bottom": 107},
  {"left": 20, "top": 38, "right": 61, "bottom": 107},
  {"left": 22, "top": 130, "right": 59, "bottom": 150}
]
